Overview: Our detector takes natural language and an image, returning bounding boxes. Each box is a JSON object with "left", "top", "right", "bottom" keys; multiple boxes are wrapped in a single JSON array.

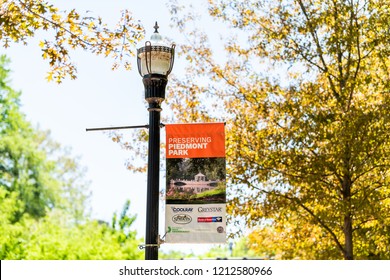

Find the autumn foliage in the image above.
[
  {"left": 0, "top": 0, "right": 143, "bottom": 82},
  {"left": 2, "top": 0, "right": 390, "bottom": 259},
  {"left": 165, "top": 0, "right": 390, "bottom": 259}
]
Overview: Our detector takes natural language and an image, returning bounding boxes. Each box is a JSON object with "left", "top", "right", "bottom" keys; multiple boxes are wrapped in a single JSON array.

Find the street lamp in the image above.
[{"left": 137, "top": 22, "right": 175, "bottom": 260}]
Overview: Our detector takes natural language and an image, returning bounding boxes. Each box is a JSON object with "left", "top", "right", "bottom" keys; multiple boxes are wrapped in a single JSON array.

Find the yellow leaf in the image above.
[{"left": 51, "top": 14, "right": 61, "bottom": 22}]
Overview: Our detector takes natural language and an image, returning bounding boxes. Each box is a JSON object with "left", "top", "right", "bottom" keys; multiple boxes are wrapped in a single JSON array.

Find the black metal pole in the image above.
[
  {"left": 143, "top": 75, "right": 167, "bottom": 260},
  {"left": 145, "top": 101, "right": 161, "bottom": 260}
]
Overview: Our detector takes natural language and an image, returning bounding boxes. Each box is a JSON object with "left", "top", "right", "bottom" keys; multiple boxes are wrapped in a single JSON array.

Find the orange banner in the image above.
[
  {"left": 166, "top": 123, "right": 225, "bottom": 158},
  {"left": 165, "top": 122, "right": 226, "bottom": 243}
]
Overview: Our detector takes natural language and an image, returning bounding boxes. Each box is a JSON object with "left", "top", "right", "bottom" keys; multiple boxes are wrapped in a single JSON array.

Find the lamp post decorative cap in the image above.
[
  {"left": 154, "top": 21, "right": 159, "bottom": 33},
  {"left": 150, "top": 21, "right": 162, "bottom": 43}
]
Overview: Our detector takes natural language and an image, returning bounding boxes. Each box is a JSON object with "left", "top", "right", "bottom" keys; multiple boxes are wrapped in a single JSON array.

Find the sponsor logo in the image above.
[
  {"left": 198, "top": 207, "right": 223, "bottom": 213},
  {"left": 197, "top": 216, "right": 223, "bottom": 223},
  {"left": 167, "top": 226, "right": 190, "bottom": 233},
  {"left": 172, "top": 214, "right": 192, "bottom": 224},
  {"left": 217, "top": 226, "right": 224, "bottom": 233},
  {"left": 171, "top": 207, "right": 193, "bottom": 213}
]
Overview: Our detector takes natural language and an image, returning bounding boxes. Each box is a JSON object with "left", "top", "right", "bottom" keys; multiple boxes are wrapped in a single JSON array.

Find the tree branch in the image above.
[
  {"left": 296, "top": 0, "right": 341, "bottom": 103},
  {"left": 251, "top": 184, "right": 346, "bottom": 257}
]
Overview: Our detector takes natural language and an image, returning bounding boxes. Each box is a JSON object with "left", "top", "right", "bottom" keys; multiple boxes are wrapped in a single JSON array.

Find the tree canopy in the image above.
[
  {"left": 165, "top": 0, "right": 390, "bottom": 259},
  {"left": 0, "top": 0, "right": 143, "bottom": 82}
]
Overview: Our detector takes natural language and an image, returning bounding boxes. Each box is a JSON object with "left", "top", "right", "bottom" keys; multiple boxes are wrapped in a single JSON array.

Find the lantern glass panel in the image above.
[{"left": 138, "top": 48, "right": 172, "bottom": 76}]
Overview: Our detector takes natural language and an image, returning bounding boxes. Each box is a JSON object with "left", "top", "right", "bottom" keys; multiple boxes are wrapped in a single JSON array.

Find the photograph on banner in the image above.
[
  {"left": 165, "top": 123, "right": 226, "bottom": 244},
  {"left": 166, "top": 157, "right": 226, "bottom": 204}
]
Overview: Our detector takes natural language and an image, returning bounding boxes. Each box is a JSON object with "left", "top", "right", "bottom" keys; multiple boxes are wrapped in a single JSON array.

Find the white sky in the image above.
[{"left": 3, "top": 0, "right": 225, "bottom": 255}]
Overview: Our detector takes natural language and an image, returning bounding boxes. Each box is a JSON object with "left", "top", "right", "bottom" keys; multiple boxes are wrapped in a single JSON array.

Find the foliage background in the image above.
[
  {"left": 2, "top": 0, "right": 390, "bottom": 260},
  {"left": 0, "top": 55, "right": 144, "bottom": 259}
]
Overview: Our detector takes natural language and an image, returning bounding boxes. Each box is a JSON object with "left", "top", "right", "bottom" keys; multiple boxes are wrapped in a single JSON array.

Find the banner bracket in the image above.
[
  {"left": 85, "top": 123, "right": 165, "bottom": 132},
  {"left": 138, "top": 235, "right": 165, "bottom": 250}
]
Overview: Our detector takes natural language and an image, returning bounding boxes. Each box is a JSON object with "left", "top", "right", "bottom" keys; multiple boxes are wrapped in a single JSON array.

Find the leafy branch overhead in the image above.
[{"left": 0, "top": 0, "right": 144, "bottom": 82}]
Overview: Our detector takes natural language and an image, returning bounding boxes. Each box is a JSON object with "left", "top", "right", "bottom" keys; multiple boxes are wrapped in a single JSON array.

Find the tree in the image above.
[
  {"left": 164, "top": 0, "right": 390, "bottom": 259},
  {"left": 0, "top": 56, "right": 143, "bottom": 259},
  {"left": 0, "top": 55, "right": 90, "bottom": 221},
  {"left": 1, "top": 54, "right": 57, "bottom": 220},
  {"left": 0, "top": 0, "right": 143, "bottom": 82},
  {"left": 0, "top": 191, "right": 143, "bottom": 259}
]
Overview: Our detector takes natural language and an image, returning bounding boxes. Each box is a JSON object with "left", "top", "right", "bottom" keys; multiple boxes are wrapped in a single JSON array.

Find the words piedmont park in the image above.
[{"left": 2, "top": 0, "right": 390, "bottom": 260}]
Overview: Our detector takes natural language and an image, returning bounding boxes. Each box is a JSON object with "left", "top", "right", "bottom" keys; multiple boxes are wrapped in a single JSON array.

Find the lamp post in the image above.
[{"left": 137, "top": 22, "right": 175, "bottom": 260}]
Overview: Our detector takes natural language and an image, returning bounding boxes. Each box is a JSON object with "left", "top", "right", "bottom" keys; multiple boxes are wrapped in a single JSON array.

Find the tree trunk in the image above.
[
  {"left": 342, "top": 173, "right": 354, "bottom": 260},
  {"left": 344, "top": 214, "right": 354, "bottom": 259}
]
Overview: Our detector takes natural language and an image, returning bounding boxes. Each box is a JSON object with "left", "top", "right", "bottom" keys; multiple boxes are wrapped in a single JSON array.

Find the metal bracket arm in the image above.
[{"left": 138, "top": 235, "right": 165, "bottom": 250}]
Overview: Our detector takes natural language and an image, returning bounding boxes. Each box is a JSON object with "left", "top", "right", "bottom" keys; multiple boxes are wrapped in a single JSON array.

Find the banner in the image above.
[{"left": 165, "top": 123, "right": 226, "bottom": 243}]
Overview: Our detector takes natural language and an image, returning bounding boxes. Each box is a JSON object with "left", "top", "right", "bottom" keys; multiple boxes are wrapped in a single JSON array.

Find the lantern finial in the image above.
[{"left": 154, "top": 22, "right": 159, "bottom": 33}]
